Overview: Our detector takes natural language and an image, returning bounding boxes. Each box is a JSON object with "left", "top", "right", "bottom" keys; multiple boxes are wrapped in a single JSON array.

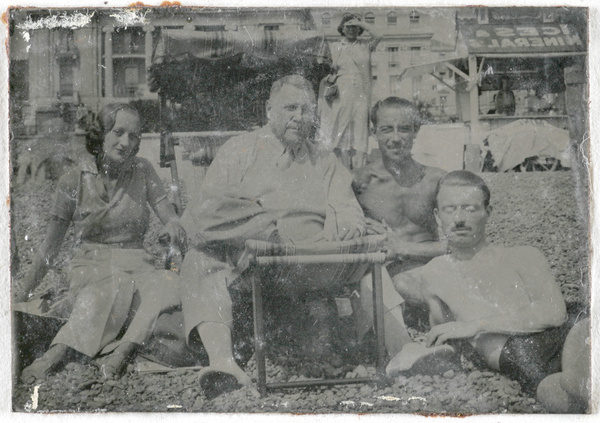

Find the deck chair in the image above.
[{"left": 239, "top": 235, "right": 387, "bottom": 396}]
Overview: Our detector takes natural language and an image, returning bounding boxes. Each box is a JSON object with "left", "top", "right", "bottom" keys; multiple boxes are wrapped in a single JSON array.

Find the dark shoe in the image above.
[
  {"left": 200, "top": 370, "right": 242, "bottom": 400},
  {"left": 21, "top": 344, "right": 69, "bottom": 383}
]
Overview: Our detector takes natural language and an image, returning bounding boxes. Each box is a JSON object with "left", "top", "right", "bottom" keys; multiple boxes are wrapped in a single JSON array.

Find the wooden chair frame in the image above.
[{"left": 248, "top": 249, "right": 387, "bottom": 396}]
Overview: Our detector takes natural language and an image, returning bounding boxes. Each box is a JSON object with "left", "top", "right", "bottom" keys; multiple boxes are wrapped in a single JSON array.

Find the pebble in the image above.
[
  {"left": 12, "top": 173, "right": 582, "bottom": 415},
  {"left": 354, "top": 365, "right": 369, "bottom": 378},
  {"left": 468, "top": 370, "right": 482, "bottom": 380},
  {"left": 443, "top": 370, "right": 455, "bottom": 379},
  {"left": 345, "top": 388, "right": 357, "bottom": 397}
]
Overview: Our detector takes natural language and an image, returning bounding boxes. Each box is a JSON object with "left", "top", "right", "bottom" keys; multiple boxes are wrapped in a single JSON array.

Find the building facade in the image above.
[{"left": 10, "top": 7, "right": 463, "bottom": 136}]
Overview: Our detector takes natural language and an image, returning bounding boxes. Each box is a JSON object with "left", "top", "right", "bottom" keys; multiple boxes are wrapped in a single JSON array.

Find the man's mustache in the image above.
[{"left": 451, "top": 224, "right": 472, "bottom": 232}]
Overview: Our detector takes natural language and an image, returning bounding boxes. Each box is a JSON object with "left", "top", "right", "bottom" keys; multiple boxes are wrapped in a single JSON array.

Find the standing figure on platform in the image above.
[
  {"left": 16, "top": 104, "right": 186, "bottom": 381},
  {"left": 318, "top": 14, "right": 382, "bottom": 170}
]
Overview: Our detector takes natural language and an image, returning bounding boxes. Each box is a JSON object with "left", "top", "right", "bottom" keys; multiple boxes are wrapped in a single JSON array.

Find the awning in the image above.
[
  {"left": 152, "top": 28, "right": 326, "bottom": 62},
  {"left": 149, "top": 28, "right": 330, "bottom": 103},
  {"left": 148, "top": 28, "right": 331, "bottom": 130},
  {"left": 399, "top": 55, "right": 468, "bottom": 80}
]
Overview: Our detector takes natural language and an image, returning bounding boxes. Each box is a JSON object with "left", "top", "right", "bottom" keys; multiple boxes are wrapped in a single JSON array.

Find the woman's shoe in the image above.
[
  {"left": 21, "top": 344, "right": 68, "bottom": 382},
  {"left": 99, "top": 342, "right": 136, "bottom": 379}
]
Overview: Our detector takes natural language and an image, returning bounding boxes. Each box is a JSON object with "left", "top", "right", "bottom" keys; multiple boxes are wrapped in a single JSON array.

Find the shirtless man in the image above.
[
  {"left": 352, "top": 97, "right": 450, "bottom": 374},
  {"left": 393, "top": 170, "right": 571, "bottom": 394}
]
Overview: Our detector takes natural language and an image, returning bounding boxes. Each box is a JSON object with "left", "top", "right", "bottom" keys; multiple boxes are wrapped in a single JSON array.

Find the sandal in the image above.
[
  {"left": 21, "top": 344, "right": 68, "bottom": 382},
  {"left": 99, "top": 342, "right": 136, "bottom": 379}
]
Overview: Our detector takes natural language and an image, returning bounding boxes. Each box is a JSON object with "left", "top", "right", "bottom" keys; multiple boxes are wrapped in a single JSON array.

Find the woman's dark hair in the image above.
[
  {"left": 337, "top": 14, "right": 364, "bottom": 36},
  {"left": 85, "top": 103, "right": 141, "bottom": 157}
]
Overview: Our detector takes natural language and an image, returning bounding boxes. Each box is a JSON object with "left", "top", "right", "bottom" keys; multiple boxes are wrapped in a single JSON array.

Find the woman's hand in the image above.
[
  {"left": 153, "top": 199, "right": 188, "bottom": 250},
  {"left": 164, "top": 220, "right": 188, "bottom": 252},
  {"left": 14, "top": 216, "right": 70, "bottom": 303},
  {"left": 346, "top": 18, "right": 383, "bottom": 46}
]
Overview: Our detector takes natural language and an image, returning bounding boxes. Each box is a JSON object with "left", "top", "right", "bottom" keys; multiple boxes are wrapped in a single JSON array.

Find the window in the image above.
[
  {"left": 56, "top": 29, "right": 76, "bottom": 56},
  {"left": 10, "top": 60, "right": 29, "bottom": 102},
  {"left": 322, "top": 13, "right": 331, "bottom": 27},
  {"left": 365, "top": 12, "right": 375, "bottom": 24},
  {"left": 55, "top": 28, "right": 77, "bottom": 98},
  {"left": 113, "top": 58, "right": 145, "bottom": 98},
  {"left": 58, "top": 61, "right": 74, "bottom": 97},
  {"left": 440, "top": 95, "right": 447, "bottom": 113},
  {"left": 112, "top": 27, "right": 145, "bottom": 55},
  {"left": 124, "top": 66, "right": 139, "bottom": 97},
  {"left": 195, "top": 25, "right": 225, "bottom": 31},
  {"left": 387, "top": 46, "right": 399, "bottom": 67},
  {"left": 409, "top": 10, "right": 420, "bottom": 25},
  {"left": 410, "top": 46, "right": 421, "bottom": 65},
  {"left": 372, "top": 75, "right": 378, "bottom": 80},
  {"left": 390, "top": 75, "right": 402, "bottom": 95},
  {"left": 477, "top": 9, "right": 489, "bottom": 24},
  {"left": 387, "top": 12, "right": 397, "bottom": 26},
  {"left": 263, "top": 25, "right": 280, "bottom": 31}
]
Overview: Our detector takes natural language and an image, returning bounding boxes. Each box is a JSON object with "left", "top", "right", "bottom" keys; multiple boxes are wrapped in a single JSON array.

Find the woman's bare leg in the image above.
[{"left": 196, "top": 322, "right": 252, "bottom": 386}]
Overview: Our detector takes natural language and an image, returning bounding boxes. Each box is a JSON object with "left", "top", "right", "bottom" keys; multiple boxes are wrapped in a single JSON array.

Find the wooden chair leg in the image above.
[
  {"left": 372, "top": 263, "right": 387, "bottom": 382},
  {"left": 252, "top": 277, "right": 267, "bottom": 397}
]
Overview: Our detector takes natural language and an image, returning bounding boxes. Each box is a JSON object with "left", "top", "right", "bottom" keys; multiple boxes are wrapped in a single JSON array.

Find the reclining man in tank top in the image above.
[{"left": 391, "top": 170, "right": 588, "bottom": 409}]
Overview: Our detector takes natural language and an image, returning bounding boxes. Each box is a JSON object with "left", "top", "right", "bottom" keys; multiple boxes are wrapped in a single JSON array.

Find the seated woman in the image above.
[{"left": 16, "top": 103, "right": 186, "bottom": 381}]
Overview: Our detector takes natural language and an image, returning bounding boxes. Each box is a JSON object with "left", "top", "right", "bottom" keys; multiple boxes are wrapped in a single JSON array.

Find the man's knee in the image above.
[
  {"left": 537, "top": 373, "right": 571, "bottom": 412},
  {"left": 560, "top": 318, "right": 591, "bottom": 404}
]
